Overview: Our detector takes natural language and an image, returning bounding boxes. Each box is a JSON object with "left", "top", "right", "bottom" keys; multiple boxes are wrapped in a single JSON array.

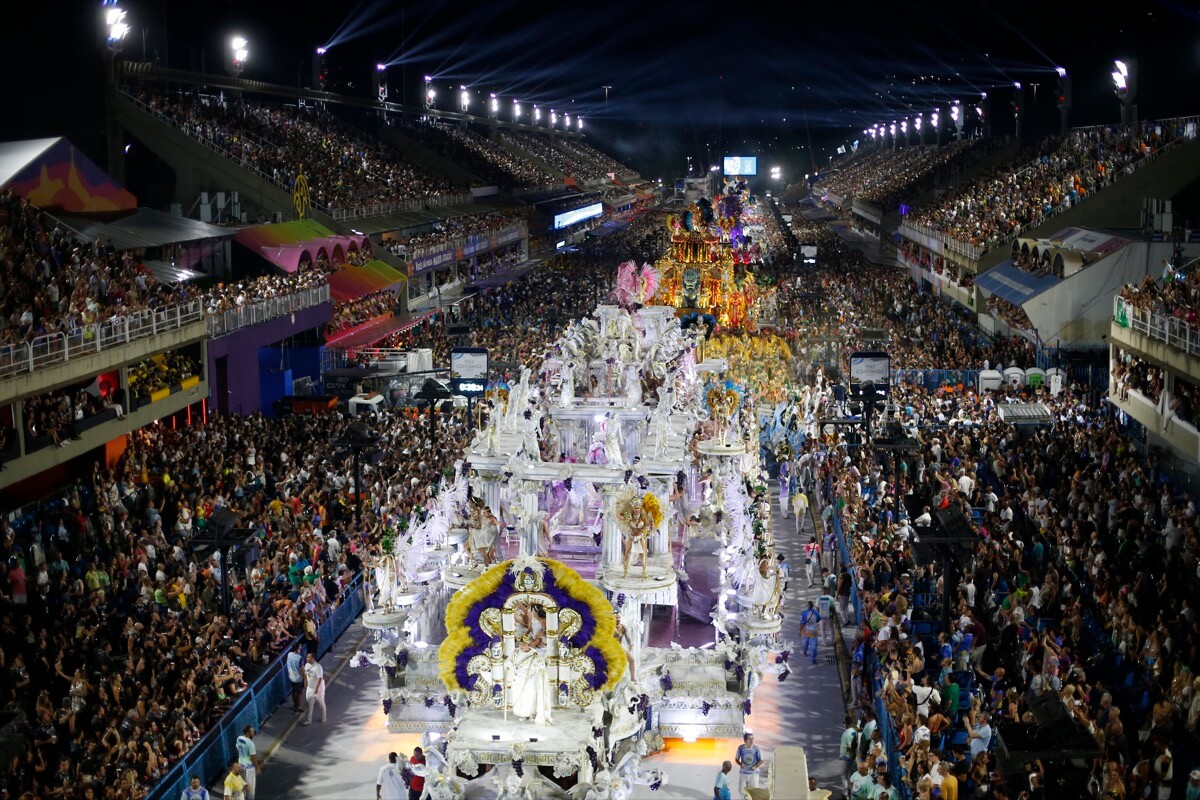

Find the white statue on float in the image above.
[
  {"left": 603, "top": 413, "right": 625, "bottom": 468},
  {"left": 507, "top": 634, "right": 553, "bottom": 724}
]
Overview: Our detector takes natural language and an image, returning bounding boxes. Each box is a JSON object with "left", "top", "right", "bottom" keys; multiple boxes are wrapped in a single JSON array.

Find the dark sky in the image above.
[{"left": 11, "top": 0, "right": 1200, "bottom": 185}]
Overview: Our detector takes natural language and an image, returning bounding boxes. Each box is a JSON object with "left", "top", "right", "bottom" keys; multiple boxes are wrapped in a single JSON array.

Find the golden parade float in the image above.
[{"left": 649, "top": 187, "right": 769, "bottom": 330}]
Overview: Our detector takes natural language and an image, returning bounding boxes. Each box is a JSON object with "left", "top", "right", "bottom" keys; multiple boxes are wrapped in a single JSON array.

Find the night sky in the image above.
[{"left": 11, "top": 0, "right": 1200, "bottom": 186}]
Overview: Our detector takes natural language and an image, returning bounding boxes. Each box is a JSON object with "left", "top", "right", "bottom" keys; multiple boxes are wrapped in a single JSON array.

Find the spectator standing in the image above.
[
  {"left": 301, "top": 652, "right": 327, "bottom": 725},
  {"left": 840, "top": 718, "right": 861, "bottom": 794},
  {"left": 223, "top": 762, "right": 247, "bottom": 800},
  {"left": 735, "top": 732, "right": 763, "bottom": 795},
  {"left": 376, "top": 752, "right": 405, "bottom": 800},
  {"left": 408, "top": 747, "right": 426, "bottom": 800},
  {"left": 235, "top": 725, "right": 261, "bottom": 800},
  {"left": 776, "top": 553, "right": 791, "bottom": 595},
  {"left": 287, "top": 644, "right": 305, "bottom": 712},
  {"left": 181, "top": 776, "right": 210, "bottom": 800}
]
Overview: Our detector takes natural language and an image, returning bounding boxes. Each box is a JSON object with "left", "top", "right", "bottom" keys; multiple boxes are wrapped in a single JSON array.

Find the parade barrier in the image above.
[{"left": 146, "top": 574, "right": 365, "bottom": 800}]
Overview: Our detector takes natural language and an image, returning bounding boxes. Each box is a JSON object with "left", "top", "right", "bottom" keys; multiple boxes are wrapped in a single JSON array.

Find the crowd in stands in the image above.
[
  {"left": 822, "top": 139, "right": 992, "bottom": 211},
  {"left": 389, "top": 212, "right": 523, "bottom": 256},
  {"left": 397, "top": 118, "right": 556, "bottom": 188},
  {"left": 326, "top": 290, "right": 397, "bottom": 337},
  {"left": 1119, "top": 273, "right": 1200, "bottom": 327},
  {"left": 772, "top": 254, "right": 1035, "bottom": 371},
  {"left": 0, "top": 191, "right": 193, "bottom": 352},
  {"left": 813, "top": 369, "right": 1200, "bottom": 798},
  {"left": 907, "top": 121, "right": 1183, "bottom": 252},
  {"left": 310, "top": 248, "right": 369, "bottom": 275},
  {"left": 1112, "top": 347, "right": 1164, "bottom": 404},
  {"left": 200, "top": 270, "right": 328, "bottom": 318},
  {"left": 497, "top": 132, "right": 631, "bottom": 183},
  {"left": 21, "top": 387, "right": 116, "bottom": 450},
  {"left": 0, "top": 400, "right": 471, "bottom": 799},
  {"left": 136, "top": 91, "right": 457, "bottom": 210},
  {"left": 127, "top": 352, "right": 200, "bottom": 402},
  {"left": 986, "top": 295, "right": 1035, "bottom": 333}
]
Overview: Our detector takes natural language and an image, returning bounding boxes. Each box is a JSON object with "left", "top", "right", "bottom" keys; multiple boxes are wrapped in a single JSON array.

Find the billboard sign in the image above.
[
  {"left": 553, "top": 203, "right": 603, "bottom": 230},
  {"left": 450, "top": 347, "right": 488, "bottom": 397},
  {"left": 723, "top": 156, "right": 758, "bottom": 176}
]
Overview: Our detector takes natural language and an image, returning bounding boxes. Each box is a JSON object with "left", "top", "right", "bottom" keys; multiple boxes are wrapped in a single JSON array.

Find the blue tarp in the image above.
[{"left": 974, "top": 261, "right": 1060, "bottom": 306}]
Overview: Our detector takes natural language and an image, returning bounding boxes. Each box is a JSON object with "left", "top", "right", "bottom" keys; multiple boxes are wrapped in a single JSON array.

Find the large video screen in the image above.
[
  {"left": 553, "top": 202, "right": 603, "bottom": 230},
  {"left": 723, "top": 156, "right": 757, "bottom": 176}
]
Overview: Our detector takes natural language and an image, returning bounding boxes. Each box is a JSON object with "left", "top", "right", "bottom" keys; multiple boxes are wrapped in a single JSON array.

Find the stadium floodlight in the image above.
[
  {"left": 230, "top": 35, "right": 249, "bottom": 75},
  {"left": 373, "top": 64, "right": 389, "bottom": 103},
  {"left": 914, "top": 115, "right": 922, "bottom": 130},
  {"left": 1112, "top": 71, "right": 1127, "bottom": 90},
  {"left": 950, "top": 105, "right": 959, "bottom": 122},
  {"left": 460, "top": 86, "right": 470, "bottom": 112},
  {"left": 550, "top": 109, "right": 557, "bottom": 127},
  {"left": 489, "top": 92, "right": 499, "bottom": 118},
  {"left": 534, "top": 105, "right": 541, "bottom": 125},
  {"left": 975, "top": 106, "right": 984, "bottom": 118},
  {"left": 901, "top": 120, "right": 908, "bottom": 133},
  {"left": 105, "top": 5, "right": 130, "bottom": 51},
  {"left": 889, "top": 122, "right": 896, "bottom": 136},
  {"left": 316, "top": 46, "right": 327, "bottom": 55},
  {"left": 1114, "top": 60, "right": 1129, "bottom": 78},
  {"left": 1055, "top": 66, "right": 1067, "bottom": 78},
  {"left": 1013, "top": 81, "right": 1022, "bottom": 89},
  {"left": 513, "top": 99, "right": 521, "bottom": 120},
  {"left": 577, "top": 116, "right": 583, "bottom": 130},
  {"left": 424, "top": 75, "right": 435, "bottom": 109},
  {"left": 564, "top": 113, "right": 571, "bottom": 128}
]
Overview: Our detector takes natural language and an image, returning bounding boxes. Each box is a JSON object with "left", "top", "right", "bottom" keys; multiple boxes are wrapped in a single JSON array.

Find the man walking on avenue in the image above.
[
  {"left": 377, "top": 752, "right": 405, "bottom": 800},
  {"left": 714, "top": 760, "right": 733, "bottom": 800},
  {"left": 799, "top": 600, "right": 822, "bottom": 664},
  {"left": 735, "top": 733, "right": 763, "bottom": 795},
  {"left": 301, "top": 651, "right": 327, "bottom": 725}
]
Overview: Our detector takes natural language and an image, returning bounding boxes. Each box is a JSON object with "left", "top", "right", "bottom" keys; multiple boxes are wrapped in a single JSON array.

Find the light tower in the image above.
[
  {"left": 229, "top": 36, "right": 249, "bottom": 77},
  {"left": 424, "top": 75, "right": 435, "bottom": 109},
  {"left": 1112, "top": 59, "right": 1136, "bottom": 126},
  {"left": 313, "top": 47, "right": 328, "bottom": 91},
  {"left": 373, "top": 64, "right": 388, "bottom": 104},
  {"left": 460, "top": 86, "right": 470, "bottom": 113},
  {"left": 489, "top": 93, "right": 499, "bottom": 119},
  {"left": 1055, "top": 67, "right": 1071, "bottom": 133}
]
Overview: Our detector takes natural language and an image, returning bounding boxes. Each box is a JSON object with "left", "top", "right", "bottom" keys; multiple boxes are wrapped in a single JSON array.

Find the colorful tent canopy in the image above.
[
  {"left": 234, "top": 220, "right": 371, "bottom": 274},
  {"left": 326, "top": 260, "right": 407, "bottom": 302}
]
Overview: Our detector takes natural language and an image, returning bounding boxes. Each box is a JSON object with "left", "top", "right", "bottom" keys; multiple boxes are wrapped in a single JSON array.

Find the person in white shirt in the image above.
[
  {"left": 377, "top": 752, "right": 406, "bottom": 800},
  {"left": 301, "top": 653, "right": 327, "bottom": 725},
  {"left": 957, "top": 471, "right": 974, "bottom": 498},
  {"left": 234, "top": 726, "right": 260, "bottom": 800},
  {"left": 914, "top": 507, "right": 932, "bottom": 527}
]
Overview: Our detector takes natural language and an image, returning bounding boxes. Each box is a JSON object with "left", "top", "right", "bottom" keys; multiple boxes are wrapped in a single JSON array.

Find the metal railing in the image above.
[
  {"left": 0, "top": 300, "right": 206, "bottom": 382},
  {"left": 328, "top": 192, "right": 475, "bottom": 222},
  {"left": 1114, "top": 295, "right": 1200, "bottom": 358},
  {"left": 405, "top": 224, "right": 527, "bottom": 265},
  {"left": 206, "top": 284, "right": 331, "bottom": 337},
  {"left": 146, "top": 574, "right": 365, "bottom": 800},
  {"left": 900, "top": 115, "right": 1200, "bottom": 262}
]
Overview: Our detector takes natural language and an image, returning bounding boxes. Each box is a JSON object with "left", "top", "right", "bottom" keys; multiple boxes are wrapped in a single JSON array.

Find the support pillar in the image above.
[
  {"left": 649, "top": 477, "right": 670, "bottom": 557},
  {"left": 601, "top": 483, "right": 623, "bottom": 571},
  {"left": 516, "top": 479, "right": 543, "bottom": 557}
]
